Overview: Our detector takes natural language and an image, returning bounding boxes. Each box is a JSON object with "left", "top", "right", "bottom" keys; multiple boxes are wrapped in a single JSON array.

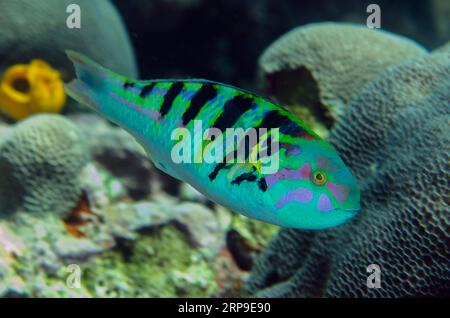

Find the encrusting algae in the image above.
[{"left": 0, "top": 59, "right": 66, "bottom": 120}]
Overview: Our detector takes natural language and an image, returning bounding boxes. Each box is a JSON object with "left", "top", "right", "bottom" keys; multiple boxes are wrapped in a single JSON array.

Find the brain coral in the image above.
[
  {"left": 0, "top": 0, "right": 137, "bottom": 80},
  {"left": 258, "top": 22, "right": 427, "bottom": 125},
  {"left": 0, "top": 114, "right": 89, "bottom": 216},
  {"left": 435, "top": 41, "right": 450, "bottom": 54},
  {"left": 245, "top": 52, "right": 450, "bottom": 297}
]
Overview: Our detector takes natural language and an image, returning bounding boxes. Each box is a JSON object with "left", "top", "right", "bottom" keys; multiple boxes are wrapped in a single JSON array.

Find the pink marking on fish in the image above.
[
  {"left": 286, "top": 147, "right": 301, "bottom": 156},
  {"left": 326, "top": 182, "right": 349, "bottom": 202},
  {"left": 318, "top": 194, "right": 333, "bottom": 211},
  {"left": 275, "top": 188, "right": 313, "bottom": 208},
  {"left": 316, "top": 156, "right": 330, "bottom": 169},
  {"left": 175, "top": 119, "right": 185, "bottom": 128},
  {"left": 266, "top": 169, "right": 298, "bottom": 188},
  {"left": 298, "top": 162, "right": 311, "bottom": 179},
  {"left": 266, "top": 162, "right": 311, "bottom": 189},
  {"left": 316, "top": 156, "right": 337, "bottom": 171},
  {"left": 281, "top": 143, "right": 301, "bottom": 156},
  {"left": 109, "top": 92, "right": 161, "bottom": 120}
]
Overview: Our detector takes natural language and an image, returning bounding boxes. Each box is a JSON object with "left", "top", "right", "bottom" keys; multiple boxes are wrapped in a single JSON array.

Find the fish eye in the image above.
[{"left": 312, "top": 170, "right": 327, "bottom": 185}]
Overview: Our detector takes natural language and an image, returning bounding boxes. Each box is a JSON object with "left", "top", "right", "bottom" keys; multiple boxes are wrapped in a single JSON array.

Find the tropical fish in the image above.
[{"left": 65, "top": 50, "right": 360, "bottom": 230}]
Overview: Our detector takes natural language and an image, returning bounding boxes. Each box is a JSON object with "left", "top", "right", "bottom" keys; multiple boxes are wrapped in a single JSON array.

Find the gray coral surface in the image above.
[
  {"left": 0, "top": 0, "right": 137, "bottom": 79},
  {"left": 245, "top": 53, "right": 450, "bottom": 297},
  {"left": 0, "top": 114, "right": 89, "bottom": 216},
  {"left": 258, "top": 22, "right": 427, "bottom": 123}
]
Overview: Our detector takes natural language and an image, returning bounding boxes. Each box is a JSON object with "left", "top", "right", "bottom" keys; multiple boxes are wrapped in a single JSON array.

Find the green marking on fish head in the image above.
[{"left": 270, "top": 140, "right": 360, "bottom": 230}]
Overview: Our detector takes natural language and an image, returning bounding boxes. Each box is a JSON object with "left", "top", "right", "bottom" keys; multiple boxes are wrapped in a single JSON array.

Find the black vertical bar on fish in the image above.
[
  {"left": 231, "top": 172, "right": 257, "bottom": 185},
  {"left": 209, "top": 162, "right": 228, "bottom": 181},
  {"left": 255, "top": 109, "right": 307, "bottom": 137},
  {"left": 257, "top": 178, "right": 268, "bottom": 192},
  {"left": 182, "top": 83, "right": 218, "bottom": 125},
  {"left": 159, "top": 81, "right": 184, "bottom": 117},
  {"left": 212, "top": 94, "right": 254, "bottom": 132},
  {"left": 139, "top": 82, "right": 156, "bottom": 98},
  {"left": 123, "top": 81, "right": 135, "bottom": 89}
]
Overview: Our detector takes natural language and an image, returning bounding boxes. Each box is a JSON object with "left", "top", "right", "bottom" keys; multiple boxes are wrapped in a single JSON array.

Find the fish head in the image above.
[{"left": 271, "top": 140, "right": 360, "bottom": 230}]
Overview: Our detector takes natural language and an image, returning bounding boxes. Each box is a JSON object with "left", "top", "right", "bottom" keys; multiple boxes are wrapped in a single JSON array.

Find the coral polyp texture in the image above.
[
  {"left": 245, "top": 52, "right": 450, "bottom": 297},
  {"left": 435, "top": 41, "right": 450, "bottom": 54},
  {"left": 0, "top": 114, "right": 89, "bottom": 216},
  {"left": 258, "top": 22, "right": 427, "bottom": 125}
]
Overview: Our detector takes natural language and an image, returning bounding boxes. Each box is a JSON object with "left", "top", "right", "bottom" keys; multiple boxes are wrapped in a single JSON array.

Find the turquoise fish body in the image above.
[{"left": 65, "top": 51, "right": 360, "bottom": 230}]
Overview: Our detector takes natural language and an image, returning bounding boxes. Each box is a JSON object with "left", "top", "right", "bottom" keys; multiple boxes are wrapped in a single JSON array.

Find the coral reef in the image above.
[
  {"left": 0, "top": 188, "right": 249, "bottom": 297},
  {"left": 0, "top": 114, "right": 89, "bottom": 216},
  {"left": 0, "top": 209, "right": 112, "bottom": 297},
  {"left": 71, "top": 114, "right": 180, "bottom": 198},
  {"left": 245, "top": 52, "right": 450, "bottom": 297},
  {"left": 227, "top": 214, "right": 279, "bottom": 271},
  {"left": 1, "top": 0, "right": 447, "bottom": 298},
  {"left": 435, "top": 41, "right": 450, "bottom": 54},
  {"left": 258, "top": 22, "right": 427, "bottom": 126},
  {"left": 0, "top": 59, "right": 66, "bottom": 120},
  {"left": 82, "top": 225, "right": 219, "bottom": 297},
  {"left": 0, "top": 0, "right": 137, "bottom": 83},
  {"left": 0, "top": 105, "right": 278, "bottom": 297}
]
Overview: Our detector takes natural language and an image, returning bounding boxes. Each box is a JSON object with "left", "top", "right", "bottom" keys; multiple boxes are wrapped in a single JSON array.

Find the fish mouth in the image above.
[{"left": 334, "top": 208, "right": 360, "bottom": 217}]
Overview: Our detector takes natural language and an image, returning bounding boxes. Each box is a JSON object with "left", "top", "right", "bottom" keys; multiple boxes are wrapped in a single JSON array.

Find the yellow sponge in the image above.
[{"left": 0, "top": 59, "right": 66, "bottom": 120}]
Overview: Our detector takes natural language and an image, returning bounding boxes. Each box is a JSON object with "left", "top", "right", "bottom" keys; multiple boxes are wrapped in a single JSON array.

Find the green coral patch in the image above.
[{"left": 82, "top": 225, "right": 218, "bottom": 297}]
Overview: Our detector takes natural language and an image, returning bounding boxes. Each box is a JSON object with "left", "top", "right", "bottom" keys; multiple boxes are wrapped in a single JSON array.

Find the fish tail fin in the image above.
[{"left": 64, "top": 50, "right": 126, "bottom": 111}]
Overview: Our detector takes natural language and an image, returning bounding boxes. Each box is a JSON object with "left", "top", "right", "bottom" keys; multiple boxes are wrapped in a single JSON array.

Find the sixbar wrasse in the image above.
[{"left": 65, "top": 51, "right": 360, "bottom": 229}]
